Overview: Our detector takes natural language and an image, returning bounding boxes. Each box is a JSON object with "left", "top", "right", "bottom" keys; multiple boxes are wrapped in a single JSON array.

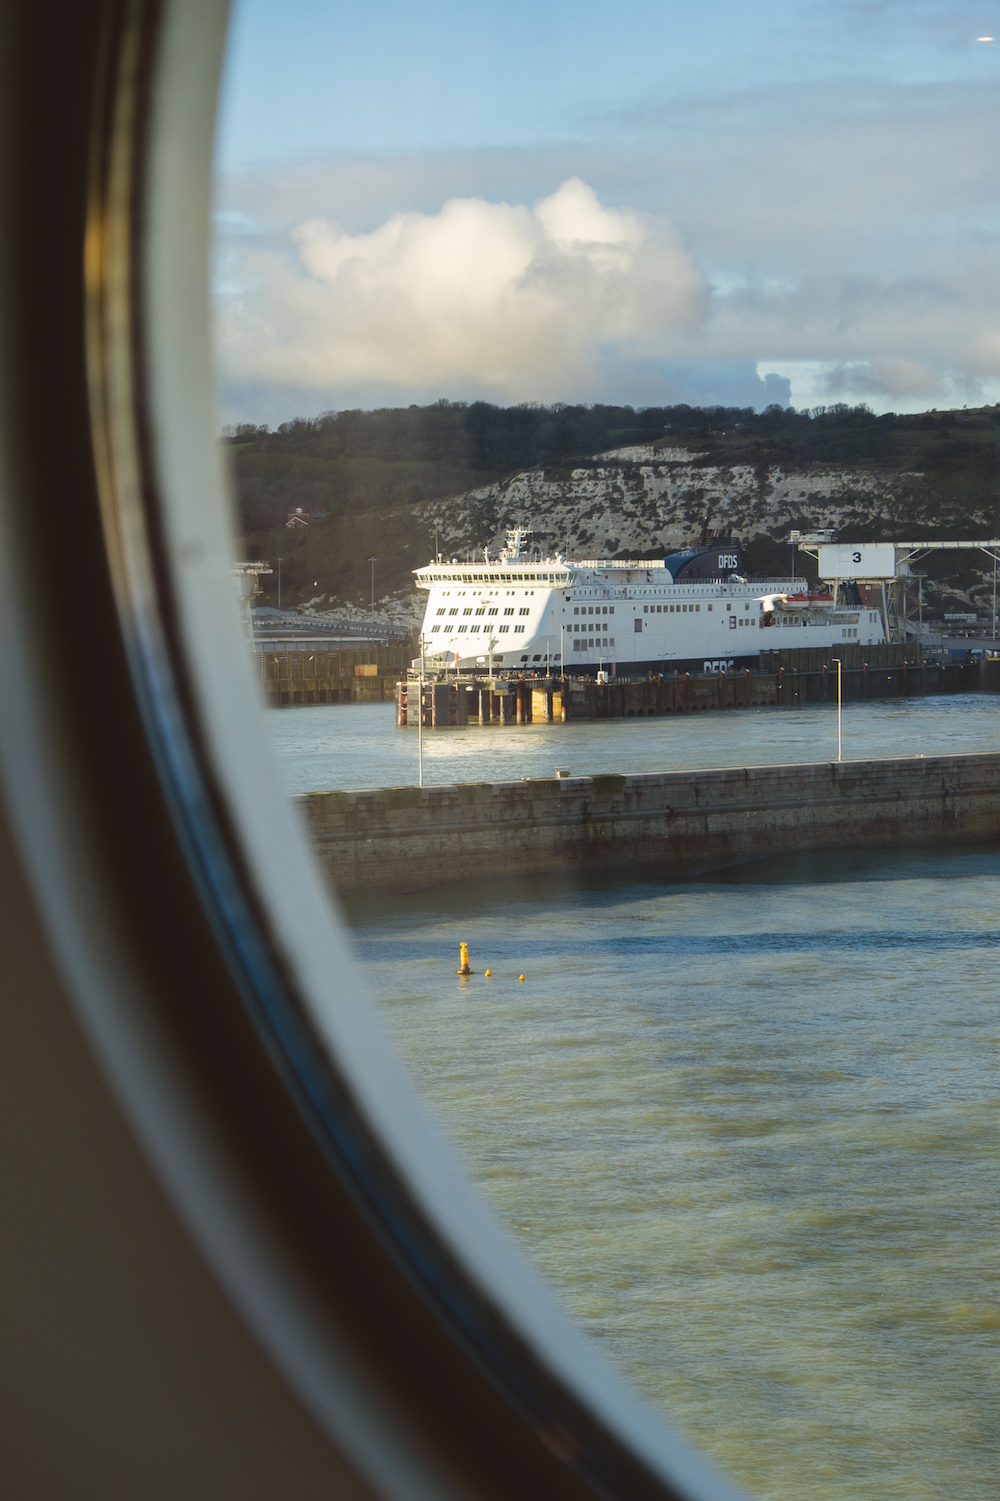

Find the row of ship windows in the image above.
[
  {"left": 430, "top": 624, "right": 525, "bottom": 634},
  {"left": 775, "top": 622, "right": 861, "bottom": 635},
  {"left": 644, "top": 603, "right": 708, "bottom": 613},
  {"left": 436, "top": 606, "right": 531, "bottom": 617},
  {"left": 573, "top": 638, "right": 614, "bottom": 650},
  {"left": 574, "top": 606, "right": 614, "bottom": 615},
  {"left": 418, "top": 572, "right": 572, "bottom": 584}
]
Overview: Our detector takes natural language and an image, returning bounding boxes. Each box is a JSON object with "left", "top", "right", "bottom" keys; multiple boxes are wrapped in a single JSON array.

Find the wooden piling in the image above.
[{"left": 394, "top": 654, "right": 992, "bottom": 729}]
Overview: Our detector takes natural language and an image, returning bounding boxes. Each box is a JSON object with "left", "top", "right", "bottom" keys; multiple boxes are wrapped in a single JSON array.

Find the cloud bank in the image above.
[
  {"left": 214, "top": 77, "right": 1000, "bottom": 419},
  {"left": 217, "top": 179, "right": 709, "bottom": 408}
]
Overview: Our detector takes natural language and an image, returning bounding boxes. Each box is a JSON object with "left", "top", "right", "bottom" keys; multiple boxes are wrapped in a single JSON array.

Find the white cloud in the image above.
[
  {"left": 213, "top": 76, "right": 1000, "bottom": 417},
  {"left": 216, "top": 178, "right": 708, "bottom": 402}
]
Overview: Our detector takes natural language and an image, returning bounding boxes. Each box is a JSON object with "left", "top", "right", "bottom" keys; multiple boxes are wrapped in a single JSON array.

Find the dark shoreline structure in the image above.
[
  {"left": 301, "top": 752, "right": 1000, "bottom": 897},
  {"left": 255, "top": 644, "right": 997, "bottom": 711},
  {"left": 396, "top": 647, "right": 997, "bottom": 726}
]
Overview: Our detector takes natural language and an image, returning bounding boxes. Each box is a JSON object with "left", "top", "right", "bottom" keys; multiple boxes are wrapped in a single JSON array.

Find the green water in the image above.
[
  {"left": 347, "top": 848, "right": 1000, "bottom": 1501},
  {"left": 269, "top": 693, "right": 1000, "bottom": 795}
]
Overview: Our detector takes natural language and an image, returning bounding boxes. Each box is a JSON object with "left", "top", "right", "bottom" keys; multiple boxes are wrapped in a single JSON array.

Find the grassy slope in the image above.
[
  {"left": 235, "top": 454, "right": 501, "bottom": 613},
  {"left": 227, "top": 403, "right": 1000, "bottom": 613}
]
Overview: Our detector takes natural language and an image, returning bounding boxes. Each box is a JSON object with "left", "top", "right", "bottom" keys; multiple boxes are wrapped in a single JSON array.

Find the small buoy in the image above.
[
  {"left": 518, "top": 974, "right": 525, "bottom": 982},
  {"left": 484, "top": 968, "right": 492, "bottom": 977},
  {"left": 457, "top": 942, "right": 472, "bottom": 976}
]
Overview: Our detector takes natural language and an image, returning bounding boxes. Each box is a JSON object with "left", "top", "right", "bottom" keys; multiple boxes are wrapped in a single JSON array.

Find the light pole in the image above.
[
  {"left": 417, "top": 633, "right": 425, "bottom": 788},
  {"left": 831, "top": 656, "right": 842, "bottom": 762},
  {"left": 368, "top": 556, "right": 377, "bottom": 625},
  {"left": 275, "top": 555, "right": 282, "bottom": 610},
  {"left": 917, "top": 573, "right": 923, "bottom": 653}
]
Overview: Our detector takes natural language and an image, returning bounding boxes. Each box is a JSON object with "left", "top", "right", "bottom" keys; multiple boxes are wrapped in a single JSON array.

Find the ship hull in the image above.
[
  {"left": 413, "top": 544, "right": 888, "bottom": 674},
  {"left": 555, "top": 653, "right": 761, "bottom": 677}
]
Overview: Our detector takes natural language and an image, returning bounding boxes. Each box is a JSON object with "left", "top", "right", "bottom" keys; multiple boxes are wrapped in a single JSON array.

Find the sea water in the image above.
[
  {"left": 268, "top": 692, "right": 1000, "bottom": 794},
  {"left": 273, "top": 697, "right": 1000, "bottom": 1500}
]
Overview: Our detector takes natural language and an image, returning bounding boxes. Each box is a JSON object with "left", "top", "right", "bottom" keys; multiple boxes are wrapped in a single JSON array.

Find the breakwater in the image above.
[
  {"left": 397, "top": 650, "right": 997, "bottom": 728},
  {"left": 301, "top": 751, "right": 1000, "bottom": 895}
]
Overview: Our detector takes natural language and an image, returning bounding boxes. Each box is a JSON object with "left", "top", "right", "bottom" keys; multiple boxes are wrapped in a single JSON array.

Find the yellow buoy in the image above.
[
  {"left": 457, "top": 942, "right": 472, "bottom": 976},
  {"left": 518, "top": 974, "right": 525, "bottom": 982},
  {"left": 484, "top": 968, "right": 492, "bottom": 978}
]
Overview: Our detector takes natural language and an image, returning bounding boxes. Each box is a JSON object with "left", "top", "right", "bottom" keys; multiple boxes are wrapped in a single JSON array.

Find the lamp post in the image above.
[
  {"left": 417, "top": 632, "right": 425, "bottom": 788},
  {"left": 917, "top": 573, "right": 923, "bottom": 653},
  {"left": 275, "top": 555, "right": 282, "bottom": 610},
  {"left": 831, "top": 656, "right": 842, "bottom": 761},
  {"left": 368, "top": 556, "right": 377, "bottom": 625}
]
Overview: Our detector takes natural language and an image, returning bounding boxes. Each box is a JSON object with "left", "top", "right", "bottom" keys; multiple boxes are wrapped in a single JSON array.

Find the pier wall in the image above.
[
  {"left": 300, "top": 752, "right": 1000, "bottom": 895},
  {"left": 258, "top": 643, "right": 413, "bottom": 707},
  {"left": 396, "top": 657, "right": 998, "bottom": 727}
]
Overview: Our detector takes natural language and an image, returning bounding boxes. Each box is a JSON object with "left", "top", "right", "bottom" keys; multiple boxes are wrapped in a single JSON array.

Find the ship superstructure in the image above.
[{"left": 413, "top": 530, "right": 887, "bottom": 675}]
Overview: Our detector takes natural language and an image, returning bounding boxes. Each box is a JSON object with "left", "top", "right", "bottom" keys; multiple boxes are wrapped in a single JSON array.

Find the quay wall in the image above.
[
  {"left": 259, "top": 643, "right": 412, "bottom": 707},
  {"left": 301, "top": 752, "right": 1000, "bottom": 895},
  {"left": 397, "top": 657, "right": 998, "bottom": 727}
]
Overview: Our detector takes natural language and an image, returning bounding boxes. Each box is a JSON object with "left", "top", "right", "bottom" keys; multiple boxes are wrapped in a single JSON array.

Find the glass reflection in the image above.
[{"left": 213, "top": 4, "right": 1000, "bottom": 1496}]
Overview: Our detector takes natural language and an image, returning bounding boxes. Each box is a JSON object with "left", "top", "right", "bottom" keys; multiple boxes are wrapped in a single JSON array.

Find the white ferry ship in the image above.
[{"left": 413, "top": 529, "right": 887, "bottom": 676}]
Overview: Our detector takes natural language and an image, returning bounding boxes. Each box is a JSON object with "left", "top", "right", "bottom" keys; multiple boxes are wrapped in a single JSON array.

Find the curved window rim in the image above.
[{"left": 0, "top": 2, "right": 740, "bottom": 1498}]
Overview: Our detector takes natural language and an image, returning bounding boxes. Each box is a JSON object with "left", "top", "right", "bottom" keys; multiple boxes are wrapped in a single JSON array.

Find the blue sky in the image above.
[
  {"left": 213, "top": 0, "right": 1000, "bottom": 421},
  {"left": 217, "top": 0, "right": 1000, "bottom": 163}
]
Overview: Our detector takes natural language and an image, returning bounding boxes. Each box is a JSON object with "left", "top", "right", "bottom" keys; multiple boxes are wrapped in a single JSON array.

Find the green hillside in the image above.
[{"left": 225, "top": 400, "right": 1000, "bottom": 613}]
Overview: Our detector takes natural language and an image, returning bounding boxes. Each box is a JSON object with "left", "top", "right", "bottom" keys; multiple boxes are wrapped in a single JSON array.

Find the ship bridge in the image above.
[{"left": 414, "top": 563, "right": 576, "bottom": 587}]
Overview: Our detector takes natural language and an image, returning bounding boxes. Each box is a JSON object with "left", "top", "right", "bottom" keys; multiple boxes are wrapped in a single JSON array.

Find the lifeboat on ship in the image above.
[
  {"left": 761, "top": 590, "right": 835, "bottom": 612},
  {"left": 758, "top": 589, "right": 836, "bottom": 628}
]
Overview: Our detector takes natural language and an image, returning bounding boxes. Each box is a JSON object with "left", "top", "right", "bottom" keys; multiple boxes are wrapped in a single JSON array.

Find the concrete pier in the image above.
[
  {"left": 300, "top": 752, "right": 1000, "bottom": 896},
  {"left": 259, "top": 643, "right": 411, "bottom": 707},
  {"left": 395, "top": 655, "right": 995, "bottom": 727}
]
